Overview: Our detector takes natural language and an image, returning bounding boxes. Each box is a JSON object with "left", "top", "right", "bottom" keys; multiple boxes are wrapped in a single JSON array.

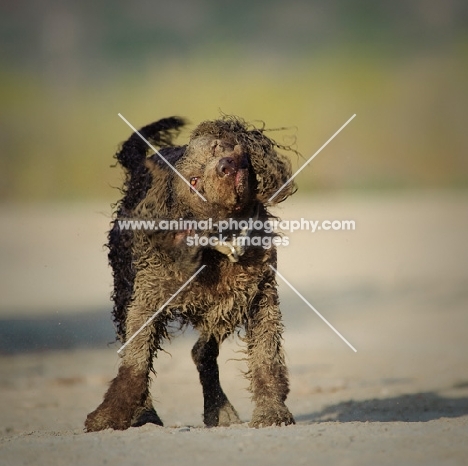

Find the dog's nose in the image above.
[{"left": 217, "top": 157, "right": 237, "bottom": 176}]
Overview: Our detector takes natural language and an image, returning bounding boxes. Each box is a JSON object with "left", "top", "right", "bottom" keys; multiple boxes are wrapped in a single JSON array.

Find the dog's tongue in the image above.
[{"left": 234, "top": 170, "right": 244, "bottom": 187}]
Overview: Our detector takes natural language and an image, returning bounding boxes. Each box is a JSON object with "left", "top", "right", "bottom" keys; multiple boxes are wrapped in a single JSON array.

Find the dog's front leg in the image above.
[
  {"left": 245, "top": 271, "right": 295, "bottom": 428},
  {"left": 85, "top": 272, "right": 165, "bottom": 432}
]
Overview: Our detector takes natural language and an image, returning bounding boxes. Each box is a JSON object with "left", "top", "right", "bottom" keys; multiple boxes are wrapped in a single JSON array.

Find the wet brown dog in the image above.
[{"left": 85, "top": 116, "right": 296, "bottom": 431}]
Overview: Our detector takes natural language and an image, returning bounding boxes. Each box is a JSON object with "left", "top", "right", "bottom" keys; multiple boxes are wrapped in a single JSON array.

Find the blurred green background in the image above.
[{"left": 1, "top": 0, "right": 467, "bottom": 201}]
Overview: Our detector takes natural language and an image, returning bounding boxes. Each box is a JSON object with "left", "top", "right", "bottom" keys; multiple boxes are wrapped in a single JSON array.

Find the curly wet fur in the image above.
[{"left": 85, "top": 115, "right": 296, "bottom": 432}]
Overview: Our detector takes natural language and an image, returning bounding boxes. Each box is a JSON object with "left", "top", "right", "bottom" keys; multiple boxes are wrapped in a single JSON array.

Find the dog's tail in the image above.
[{"left": 115, "top": 116, "right": 187, "bottom": 173}]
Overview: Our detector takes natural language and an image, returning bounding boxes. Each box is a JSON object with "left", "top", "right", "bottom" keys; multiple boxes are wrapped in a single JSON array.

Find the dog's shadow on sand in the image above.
[{"left": 296, "top": 390, "right": 468, "bottom": 423}]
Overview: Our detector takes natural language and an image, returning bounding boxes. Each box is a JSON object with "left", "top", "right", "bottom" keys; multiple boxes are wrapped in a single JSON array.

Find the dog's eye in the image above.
[{"left": 190, "top": 177, "right": 199, "bottom": 192}]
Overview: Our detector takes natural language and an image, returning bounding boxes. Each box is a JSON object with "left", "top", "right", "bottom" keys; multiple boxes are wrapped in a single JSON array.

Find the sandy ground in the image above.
[{"left": 0, "top": 191, "right": 468, "bottom": 465}]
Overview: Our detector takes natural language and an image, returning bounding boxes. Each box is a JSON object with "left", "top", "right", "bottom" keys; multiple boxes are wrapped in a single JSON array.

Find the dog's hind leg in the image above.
[{"left": 192, "top": 334, "right": 241, "bottom": 427}]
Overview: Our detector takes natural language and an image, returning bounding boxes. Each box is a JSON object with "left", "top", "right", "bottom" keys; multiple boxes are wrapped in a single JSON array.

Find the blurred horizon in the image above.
[{"left": 1, "top": 0, "right": 468, "bottom": 201}]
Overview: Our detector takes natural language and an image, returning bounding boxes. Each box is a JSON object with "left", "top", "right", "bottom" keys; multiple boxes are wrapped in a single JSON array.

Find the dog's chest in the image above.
[{"left": 180, "top": 252, "right": 270, "bottom": 331}]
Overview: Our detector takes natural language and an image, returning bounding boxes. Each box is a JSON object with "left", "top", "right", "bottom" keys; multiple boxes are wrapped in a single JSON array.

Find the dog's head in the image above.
[
  {"left": 174, "top": 135, "right": 256, "bottom": 218},
  {"left": 144, "top": 116, "right": 296, "bottom": 220}
]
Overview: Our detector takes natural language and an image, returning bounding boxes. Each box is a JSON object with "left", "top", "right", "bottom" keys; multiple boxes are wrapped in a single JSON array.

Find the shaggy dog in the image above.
[{"left": 85, "top": 116, "right": 296, "bottom": 431}]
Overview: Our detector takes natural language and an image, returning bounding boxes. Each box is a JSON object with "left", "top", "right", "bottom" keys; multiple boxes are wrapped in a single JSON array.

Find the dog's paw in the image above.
[
  {"left": 85, "top": 405, "right": 132, "bottom": 432},
  {"left": 218, "top": 401, "right": 242, "bottom": 426},
  {"left": 249, "top": 403, "right": 295, "bottom": 428},
  {"left": 204, "top": 400, "right": 241, "bottom": 427},
  {"left": 131, "top": 407, "right": 164, "bottom": 428}
]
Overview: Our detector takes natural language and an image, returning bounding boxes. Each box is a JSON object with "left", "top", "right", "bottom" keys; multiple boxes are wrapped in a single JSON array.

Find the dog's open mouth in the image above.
[{"left": 235, "top": 167, "right": 248, "bottom": 187}]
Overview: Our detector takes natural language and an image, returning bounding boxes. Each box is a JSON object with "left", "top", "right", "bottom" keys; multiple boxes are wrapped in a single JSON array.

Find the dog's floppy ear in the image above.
[
  {"left": 137, "top": 159, "right": 172, "bottom": 218},
  {"left": 249, "top": 143, "right": 296, "bottom": 206},
  {"left": 234, "top": 126, "right": 296, "bottom": 205},
  {"left": 139, "top": 147, "right": 186, "bottom": 219}
]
